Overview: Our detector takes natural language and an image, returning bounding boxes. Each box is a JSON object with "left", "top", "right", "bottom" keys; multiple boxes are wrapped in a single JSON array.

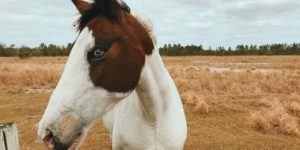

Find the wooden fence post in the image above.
[{"left": 0, "top": 123, "right": 20, "bottom": 150}]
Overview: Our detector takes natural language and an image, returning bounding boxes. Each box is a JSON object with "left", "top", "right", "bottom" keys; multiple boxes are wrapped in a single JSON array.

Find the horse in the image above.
[{"left": 38, "top": 0, "right": 187, "bottom": 149}]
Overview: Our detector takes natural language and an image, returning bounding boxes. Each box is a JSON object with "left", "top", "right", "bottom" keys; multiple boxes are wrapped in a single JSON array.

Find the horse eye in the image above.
[{"left": 93, "top": 49, "right": 105, "bottom": 58}]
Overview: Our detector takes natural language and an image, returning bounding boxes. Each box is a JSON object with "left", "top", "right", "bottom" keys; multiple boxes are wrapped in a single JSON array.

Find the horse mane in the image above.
[
  {"left": 76, "top": 0, "right": 122, "bottom": 31},
  {"left": 133, "top": 14, "right": 157, "bottom": 46}
]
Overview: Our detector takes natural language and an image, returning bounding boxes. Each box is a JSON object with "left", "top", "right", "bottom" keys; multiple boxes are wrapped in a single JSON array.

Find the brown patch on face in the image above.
[{"left": 87, "top": 11, "right": 154, "bottom": 92}]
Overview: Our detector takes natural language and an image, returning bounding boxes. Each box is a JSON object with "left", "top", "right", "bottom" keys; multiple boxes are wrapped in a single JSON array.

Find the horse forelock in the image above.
[{"left": 75, "top": 0, "right": 130, "bottom": 31}]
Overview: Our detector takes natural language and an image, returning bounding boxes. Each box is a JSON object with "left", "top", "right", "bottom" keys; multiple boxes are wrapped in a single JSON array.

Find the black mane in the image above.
[{"left": 76, "top": 0, "right": 130, "bottom": 31}]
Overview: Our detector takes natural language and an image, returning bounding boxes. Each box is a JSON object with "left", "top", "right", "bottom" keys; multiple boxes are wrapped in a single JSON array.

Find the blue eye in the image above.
[
  {"left": 93, "top": 49, "right": 105, "bottom": 58},
  {"left": 88, "top": 47, "right": 107, "bottom": 61}
]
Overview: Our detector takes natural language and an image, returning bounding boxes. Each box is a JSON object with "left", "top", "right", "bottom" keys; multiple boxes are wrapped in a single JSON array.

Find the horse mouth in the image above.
[{"left": 43, "top": 130, "right": 82, "bottom": 150}]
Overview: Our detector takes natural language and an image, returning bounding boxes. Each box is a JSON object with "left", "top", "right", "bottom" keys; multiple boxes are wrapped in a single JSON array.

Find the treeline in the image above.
[
  {"left": 0, "top": 43, "right": 73, "bottom": 57},
  {"left": 159, "top": 43, "right": 300, "bottom": 56},
  {"left": 1, "top": 43, "right": 300, "bottom": 57}
]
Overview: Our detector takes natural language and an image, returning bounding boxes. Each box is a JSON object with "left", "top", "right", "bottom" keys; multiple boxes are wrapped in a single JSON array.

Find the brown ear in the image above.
[{"left": 72, "top": 0, "right": 92, "bottom": 14}]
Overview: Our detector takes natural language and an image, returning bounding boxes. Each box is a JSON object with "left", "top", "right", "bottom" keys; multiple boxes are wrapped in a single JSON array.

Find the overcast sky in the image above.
[{"left": 0, "top": 0, "right": 299, "bottom": 48}]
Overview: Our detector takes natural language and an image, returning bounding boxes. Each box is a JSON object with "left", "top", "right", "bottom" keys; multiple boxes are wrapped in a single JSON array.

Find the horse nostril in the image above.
[
  {"left": 43, "top": 128, "right": 57, "bottom": 149},
  {"left": 43, "top": 128, "right": 73, "bottom": 150},
  {"left": 46, "top": 130, "right": 54, "bottom": 140}
]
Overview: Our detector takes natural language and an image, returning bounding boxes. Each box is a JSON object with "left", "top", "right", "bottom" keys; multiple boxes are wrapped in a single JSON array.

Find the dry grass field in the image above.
[{"left": 0, "top": 56, "right": 300, "bottom": 149}]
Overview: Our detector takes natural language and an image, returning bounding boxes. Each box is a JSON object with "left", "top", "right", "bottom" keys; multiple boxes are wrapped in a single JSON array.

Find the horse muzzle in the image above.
[
  {"left": 38, "top": 114, "right": 84, "bottom": 150},
  {"left": 42, "top": 129, "right": 82, "bottom": 150}
]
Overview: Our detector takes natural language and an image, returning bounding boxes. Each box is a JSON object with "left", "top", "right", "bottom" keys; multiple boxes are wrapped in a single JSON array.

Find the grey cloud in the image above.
[
  {"left": 0, "top": 0, "right": 77, "bottom": 47},
  {"left": 0, "top": 0, "right": 300, "bottom": 48}
]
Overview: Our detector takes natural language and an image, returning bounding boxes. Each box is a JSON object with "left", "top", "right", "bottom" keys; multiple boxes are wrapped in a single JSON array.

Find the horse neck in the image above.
[{"left": 135, "top": 51, "right": 180, "bottom": 121}]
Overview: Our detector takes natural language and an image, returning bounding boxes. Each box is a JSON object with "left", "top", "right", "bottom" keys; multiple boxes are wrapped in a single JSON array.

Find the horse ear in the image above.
[{"left": 72, "top": 0, "right": 92, "bottom": 14}]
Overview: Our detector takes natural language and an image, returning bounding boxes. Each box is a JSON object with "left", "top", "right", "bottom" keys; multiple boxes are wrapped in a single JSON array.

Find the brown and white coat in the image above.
[{"left": 38, "top": 0, "right": 187, "bottom": 149}]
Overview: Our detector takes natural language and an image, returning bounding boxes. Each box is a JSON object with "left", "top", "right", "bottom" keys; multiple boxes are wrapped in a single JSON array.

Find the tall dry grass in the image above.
[
  {"left": 1, "top": 56, "right": 300, "bottom": 149},
  {"left": 168, "top": 66, "right": 300, "bottom": 96},
  {"left": 1, "top": 56, "right": 299, "bottom": 94},
  {"left": 0, "top": 57, "right": 65, "bottom": 91},
  {"left": 1, "top": 56, "right": 299, "bottom": 112},
  {"left": 0, "top": 56, "right": 300, "bottom": 136},
  {"left": 165, "top": 56, "right": 300, "bottom": 136},
  {"left": 250, "top": 100, "right": 299, "bottom": 136},
  {"left": 286, "top": 101, "right": 300, "bottom": 117}
]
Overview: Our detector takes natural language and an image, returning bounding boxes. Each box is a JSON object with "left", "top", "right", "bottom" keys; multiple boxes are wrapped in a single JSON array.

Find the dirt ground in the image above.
[{"left": 0, "top": 56, "right": 300, "bottom": 149}]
